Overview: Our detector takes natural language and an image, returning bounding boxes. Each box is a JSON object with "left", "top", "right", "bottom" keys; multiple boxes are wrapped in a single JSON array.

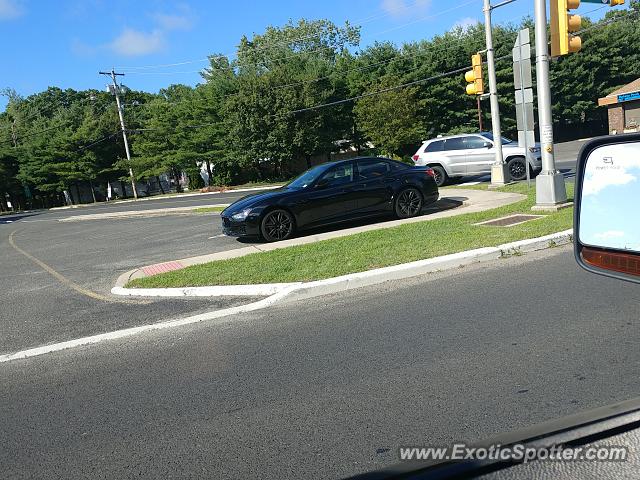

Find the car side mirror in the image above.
[
  {"left": 574, "top": 133, "right": 640, "bottom": 283},
  {"left": 485, "top": 142, "right": 492, "bottom": 149}
]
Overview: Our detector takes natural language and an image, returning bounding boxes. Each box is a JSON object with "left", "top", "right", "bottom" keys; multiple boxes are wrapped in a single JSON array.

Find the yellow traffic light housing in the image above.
[
  {"left": 610, "top": 0, "right": 625, "bottom": 5},
  {"left": 465, "top": 54, "right": 484, "bottom": 96},
  {"left": 551, "top": 0, "right": 582, "bottom": 57}
]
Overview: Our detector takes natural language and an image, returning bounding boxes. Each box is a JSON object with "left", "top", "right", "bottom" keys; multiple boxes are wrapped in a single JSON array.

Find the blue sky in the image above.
[
  {"left": 0, "top": 0, "right": 616, "bottom": 111},
  {"left": 580, "top": 143, "right": 640, "bottom": 253}
]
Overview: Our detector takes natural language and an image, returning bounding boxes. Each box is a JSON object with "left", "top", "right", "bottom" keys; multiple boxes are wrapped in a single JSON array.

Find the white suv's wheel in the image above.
[{"left": 507, "top": 157, "right": 527, "bottom": 181}]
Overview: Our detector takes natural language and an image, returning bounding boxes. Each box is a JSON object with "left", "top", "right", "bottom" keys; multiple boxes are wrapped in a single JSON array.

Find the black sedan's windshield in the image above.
[{"left": 285, "top": 164, "right": 327, "bottom": 189}]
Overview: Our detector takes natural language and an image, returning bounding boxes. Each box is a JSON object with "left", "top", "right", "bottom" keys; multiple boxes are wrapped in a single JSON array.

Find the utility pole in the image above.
[
  {"left": 99, "top": 69, "right": 138, "bottom": 199},
  {"left": 477, "top": 96, "right": 483, "bottom": 131},
  {"left": 532, "top": 0, "right": 568, "bottom": 209},
  {"left": 483, "top": 0, "right": 511, "bottom": 187}
]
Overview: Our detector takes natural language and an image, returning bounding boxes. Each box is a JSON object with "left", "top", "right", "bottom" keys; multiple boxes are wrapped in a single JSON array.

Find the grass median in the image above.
[
  {"left": 192, "top": 206, "right": 226, "bottom": 213},
  {"left": 127, "top": 182, "right": 574, "bottom": 288}
]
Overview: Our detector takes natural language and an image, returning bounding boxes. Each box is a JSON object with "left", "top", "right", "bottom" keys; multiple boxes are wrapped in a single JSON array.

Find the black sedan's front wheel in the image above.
[
  {"left": 395, "top": 188, "right": 423, "bottom": 219},
  {"left": 260, "top": 209, "right": 295, "bottom": 242}
]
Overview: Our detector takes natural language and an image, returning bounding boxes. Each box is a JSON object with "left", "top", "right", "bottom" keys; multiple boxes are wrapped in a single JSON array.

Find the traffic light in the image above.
[
  {"left": 465, "top": 54, "right": 483, "bottom": 96},
  {"left": 609, "top": 0, "right": 625, "bottom": 5},
  {"left": 550, "top": 0, "right": 582, "bottom": 57}
]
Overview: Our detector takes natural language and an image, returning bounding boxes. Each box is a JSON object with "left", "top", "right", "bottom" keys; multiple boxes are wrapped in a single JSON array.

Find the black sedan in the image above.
[{"left": 220, "top": 157, "right": 439, "bottom": 242}]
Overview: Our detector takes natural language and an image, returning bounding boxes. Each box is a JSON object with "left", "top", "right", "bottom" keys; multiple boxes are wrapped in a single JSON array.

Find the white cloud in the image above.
[
  {"left": 381, "top": 0, "right": 431, "bottom": 17},
  {"left": 583, "top": 170, "right": 636, "bottom": 197},
  {"left": 594, "top": 230, "right": 625, "bottom": 240},
  {"left": 582, "top": 144, "right": 640, "bottom": 197},
  {"left": 0, "top": 0, "right": 24, "bottom": 20},
  {"left": 452, "top": 17, "right": 479, "bottom": 32},
  {"left": 109, "top": 28, "right": 165, "bottom": 56},
  {"left": 153, "top": 12, "right": 192, "bottom": 31}
]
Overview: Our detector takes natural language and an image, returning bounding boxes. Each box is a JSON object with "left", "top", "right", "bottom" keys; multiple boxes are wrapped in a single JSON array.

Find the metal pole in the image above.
[
  {"left": 533, "top": 0, "right": 567, "bottom": 207},
  {"left": 477, "top": 96, "right": 483, "bottom": 131},
  {"left": 483, "top": 0, "right": 509, "bottom": 186},
  {"left": 102, "top": 69, "right": 138, "bottom": 199},
  {"left": 517, "top": 33, "right": 531, "bottom": 188}
]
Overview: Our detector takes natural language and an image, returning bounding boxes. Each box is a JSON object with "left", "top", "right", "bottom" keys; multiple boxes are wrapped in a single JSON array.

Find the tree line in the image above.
[{"left": 1, "top": 5, "right": 638, "bottom": 209}]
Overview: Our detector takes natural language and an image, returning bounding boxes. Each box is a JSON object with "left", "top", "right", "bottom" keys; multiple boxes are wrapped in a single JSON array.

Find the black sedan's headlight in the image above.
[{"left": 230, "top": 208, "right": 252, "bottom": 221}]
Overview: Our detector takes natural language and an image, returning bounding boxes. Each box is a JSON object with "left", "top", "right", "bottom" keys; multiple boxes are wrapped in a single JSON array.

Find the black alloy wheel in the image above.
[
  {"left": 507, "top": 157, "right": 527, "bottom": 181},
  {"left": 430, "top": 165, "right": 448, "bottom": 187},
  {"left": 261, "top": 209, "right": 295, "bottom": 242},
  {"left": 395, "top": 188, "right": 423, "bottom": 219}
]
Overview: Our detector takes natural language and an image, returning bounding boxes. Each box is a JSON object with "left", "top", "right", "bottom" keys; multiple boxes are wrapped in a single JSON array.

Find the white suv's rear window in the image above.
[{"left": 424, "top": 140, "right": 444, "bottom": 152}]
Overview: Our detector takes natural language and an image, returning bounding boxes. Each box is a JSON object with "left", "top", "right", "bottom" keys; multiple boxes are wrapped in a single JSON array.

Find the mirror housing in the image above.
[{"left": 574, "top": 133, "right": 640, "bottom": 284}]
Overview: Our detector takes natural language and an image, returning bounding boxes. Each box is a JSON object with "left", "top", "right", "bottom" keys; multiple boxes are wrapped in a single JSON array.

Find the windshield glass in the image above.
[
  {"left": 480, "top": 132, "right": 514, "bottom": 144},
  {"left": 285, "top": 164, "right": 327, "bottom": 189}
]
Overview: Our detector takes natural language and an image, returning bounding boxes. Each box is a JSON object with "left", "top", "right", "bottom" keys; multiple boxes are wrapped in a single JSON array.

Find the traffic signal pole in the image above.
[
  {"left": 483, "top": 0, "right": 510, "bottom": 187},
  {"left": 532, "top": 0, "right": 568, "bottom": 208}
]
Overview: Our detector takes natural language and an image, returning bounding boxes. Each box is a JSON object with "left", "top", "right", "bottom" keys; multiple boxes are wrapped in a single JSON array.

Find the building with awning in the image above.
[{"left": 598, "top": 78, "right": 640, "bottom": 135}]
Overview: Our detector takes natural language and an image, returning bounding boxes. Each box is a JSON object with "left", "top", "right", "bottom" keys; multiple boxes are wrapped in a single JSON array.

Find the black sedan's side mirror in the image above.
[{"left": 574, "top": 133, "right": 640, "bottom": 283}]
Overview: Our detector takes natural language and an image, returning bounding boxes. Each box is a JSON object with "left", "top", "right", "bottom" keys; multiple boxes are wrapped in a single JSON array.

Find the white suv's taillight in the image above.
[{"left": 412, "top": 154, "right": 419, "bottom": 162}]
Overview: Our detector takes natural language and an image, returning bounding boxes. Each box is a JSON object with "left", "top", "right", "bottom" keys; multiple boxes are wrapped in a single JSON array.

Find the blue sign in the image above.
[{"left": 618, "top": 92, "right": 640, "bottom": 103}]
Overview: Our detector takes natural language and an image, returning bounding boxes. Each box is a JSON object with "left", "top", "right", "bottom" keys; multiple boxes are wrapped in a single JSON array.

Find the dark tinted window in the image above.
[
  {"left": 465, "top": 136, "right": 490, "bottom": 149},
  {"left": 424, "top": 140, "right": 444, "bottom": 152},
  {"left": 286, "top": 164, "right": 326, "bottom": 189},
  {"left": 443, "top": 137, "right": 466, "bottom": 151},
  {"left": 317, "top": 162, "right": 354, "bottom": 187},
  {"left": 357, "top": 159, "right": 389, "bottom": 180},
  {"left": 388, "top": 160, "right": 408, "bottom": 171}
]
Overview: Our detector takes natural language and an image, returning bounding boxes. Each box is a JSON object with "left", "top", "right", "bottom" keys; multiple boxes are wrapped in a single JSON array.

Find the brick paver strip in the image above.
[{"left": 141, "top": 261, "right": 184, "bottom": 276}]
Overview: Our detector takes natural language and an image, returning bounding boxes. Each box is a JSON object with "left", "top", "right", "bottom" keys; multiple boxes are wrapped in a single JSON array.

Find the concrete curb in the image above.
[
  {"left": 111, "top": 283, "right": 301, "bottom": 297},
  {"left": 112, "top": 229, "right": 573, "bottom": 298}
]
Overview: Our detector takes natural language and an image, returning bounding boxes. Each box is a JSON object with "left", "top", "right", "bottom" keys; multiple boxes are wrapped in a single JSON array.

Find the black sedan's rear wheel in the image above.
[
  {"left": 395, "top": 188, "right": 423, "bottom": 219},
  {"left": 261, "top": 209, "right": 295, "bottom": 242}
]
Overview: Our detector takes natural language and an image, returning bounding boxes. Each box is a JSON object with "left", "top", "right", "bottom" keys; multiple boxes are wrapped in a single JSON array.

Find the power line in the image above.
[
  {"left": 113, "top": 0, "right": 452, "bottom": 72},
  {"left": 122, "top": 11, "right": 523, "bottom": 112},
  {"left": 291, "top": 53, "right": 513, "bottom": 114},
  {"left": 77, "top": 132, "right": 120, "bottom": 151},
  {"left": 119, "top": 0, "right": 480, "bottom": 77}
]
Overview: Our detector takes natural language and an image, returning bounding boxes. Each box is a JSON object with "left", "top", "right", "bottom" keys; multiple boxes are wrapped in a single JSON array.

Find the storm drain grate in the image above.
[{"left": 475, "top": 214, "right": 544, "bottom": 227}]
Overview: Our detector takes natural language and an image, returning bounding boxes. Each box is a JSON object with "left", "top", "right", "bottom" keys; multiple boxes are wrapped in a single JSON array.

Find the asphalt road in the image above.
[
  {"left": 0, "top": 188, "right": 266, "bottom": 354},
  {"left": 2, "top": 245, "right": 639, "bottom": 479},
  {"left": 0, "top": 139, "right": 586, "bottom": 354}
]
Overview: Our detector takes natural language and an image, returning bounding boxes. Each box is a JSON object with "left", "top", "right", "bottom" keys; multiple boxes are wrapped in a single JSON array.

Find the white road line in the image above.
[{"left": 0, "top": 289, "right": 294, "bottom": 363}]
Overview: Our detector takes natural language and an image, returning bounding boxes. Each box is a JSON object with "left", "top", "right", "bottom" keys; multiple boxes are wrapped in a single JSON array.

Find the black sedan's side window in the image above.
[
  {"left": 317, "top": 163, "right": 354, "bottom": 188},
  {"left": 357, "top": 160, "right": 390, "bottom": 180}
]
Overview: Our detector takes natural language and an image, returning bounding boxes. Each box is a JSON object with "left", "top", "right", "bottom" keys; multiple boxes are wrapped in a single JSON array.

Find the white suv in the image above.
[{"left": 412, "top": 132, "right": 542, "bottom": 186}]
